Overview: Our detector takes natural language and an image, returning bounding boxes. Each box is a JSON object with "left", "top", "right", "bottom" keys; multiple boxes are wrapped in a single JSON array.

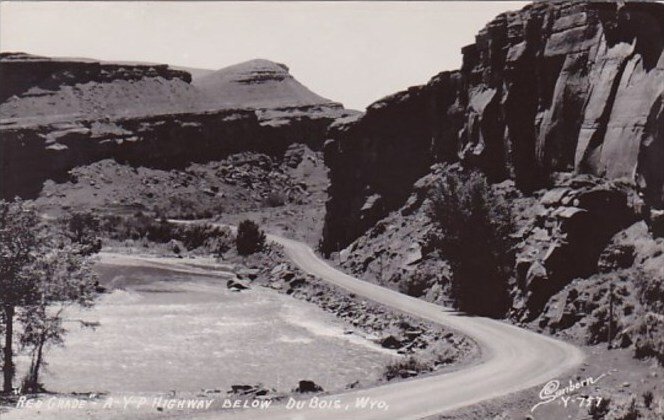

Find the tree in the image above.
[
  {"left": 0, "top": 200, "right": 98, "bottom": 393},
  {"left": 236, "top": 220, "right": 266, "bottom": 256},
  {"left": 62, "top": 212, "right": 102, "bottom": 256},
  {"left": 427, "top": 169, "right": 514, "bottom": 317},
  {"left": 21, "top": 244, "right": 97, "bottom": 393},
  {"left": 0, "top": 200, "right": 40, "bottom": 393}
]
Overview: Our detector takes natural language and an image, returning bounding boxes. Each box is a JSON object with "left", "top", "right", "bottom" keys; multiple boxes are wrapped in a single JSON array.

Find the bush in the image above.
[
  {"left": 588, "top": 397, "right": 611, "bottom": 419},
  {"left": 618, "top": 397, "right": 639, "bottom": 420},
  {"left": 635, "top": 269, "right": 664, "bottom": 315},
  {"left": 633, "top": 313, "right": 664, "bottom": 366},
  {"left": 398, "top": 272, "right": 433, "bottom": 298},
  {"left": 100, "top": 214, "right": 234, "bottom": 254},
  {"left": 62, "top": 212, "right": 102, "bottom": 255},
  {"left": 153, "top": 196, "right": 223, "bottom": 220},
  {"left": 383, "top": 357, "right": 429, "bottom": 381},
  {"left": 643, "top": 390, "right": 654, "bottom": 409},
  {"left": 236, "top": 220, "right": 266, "bottom": 256},
  {"left": 631, "top": 269, "right": 664, "bottom": 365},
  {"left": 427, "top": 169, "right": 514, "bottom": 317},
  {"left": 587, "top": 306, "right": 620, "bottom": 345},
  {"left": 264, "top": 191, "right": 286, "bottom": 207}
]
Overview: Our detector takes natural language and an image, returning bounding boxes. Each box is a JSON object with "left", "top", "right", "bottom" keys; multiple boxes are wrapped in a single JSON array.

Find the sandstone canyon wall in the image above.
[{"left": 322, "top": 0, "right": 663, "bottom": 254}]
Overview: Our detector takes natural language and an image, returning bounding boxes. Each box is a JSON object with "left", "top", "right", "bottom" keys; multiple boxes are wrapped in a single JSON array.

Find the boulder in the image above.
[
  {"left": 228, "top": 384, "right": 273, "bottom": 397},
  {"left": 270, "top": 263, "right": 289, "bottom": 276},
  {"left": 227, "top": 278, "right": 250, "bottom": 291},
  {"left": 292, "top": 380, "right": 323, "bottom": 393},
  {"left": 403, "top": 243, "right": 423, "bottom": 266},
  {"left": 236, "top": 268, "right": 260, "bottom": 281},
  {"left": 379, "top": 335, "right": 403, "bottom": 349}
]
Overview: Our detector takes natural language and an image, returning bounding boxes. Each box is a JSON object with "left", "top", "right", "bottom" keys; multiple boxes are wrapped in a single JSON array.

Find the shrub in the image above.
[
  {"left": 434, "top": 347, "right": 458, "bottom": 366},
  {"left": 62, "top": 212, "right": 102, "bottom": 255},
  {"left": 588, "top": 397, "right": 611, "bottom": 419},
  {"left": 264, "top": 191, "right": 286, "bottom": 207},
  {"left": 236, "top": 220, "right": 266, "bottom": 256},
  {"left": 176, "top": 224, "right": 214, "bottom": 250},
  {"left": 427, "top": 169, "right": 514, "bottom": 317},
  {"left": 643, "top": 390, "right": 654, "bottom": 409},
  {"left": 99, "top": 214, "right": 233, "bottom": 254},
  {"left": 587, "top": 306, "right": 620, "bottom": 345},
  {"left": 153, "top": 196, "right": 223, "bottom": 220},
  {"left": 633, "top": 313, "right": 664, "bottom": 366},
  {"left": 398, "top": 272, "right": 432, "bottom": 298},
  {"left": 383, "top": 357, "right": 429, "bottom": 381},
  {"left": 632, "top": 270, "right": 664, "bottom": 365},
  {"left": 619, "top": 397, "right": 639, "bottom": 420},
  {"left": 635, "top": 269, "right": 664, "bottom": 315}
]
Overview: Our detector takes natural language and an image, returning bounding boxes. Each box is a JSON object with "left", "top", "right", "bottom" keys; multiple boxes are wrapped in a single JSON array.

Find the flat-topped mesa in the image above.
[
  {"left": 0, "top": 54, "right": 354, "bottom": 199},
  {"left": 322, "top": 0, "right": 664, "bottom": 254},
  {"left": 0, "top": 52, "right": 192, "bottom": 103}
]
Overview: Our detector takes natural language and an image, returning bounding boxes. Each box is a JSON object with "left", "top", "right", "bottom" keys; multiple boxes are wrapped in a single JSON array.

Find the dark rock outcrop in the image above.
[{"left": 322, "top": 1, "right": 664, "bottom": 254}]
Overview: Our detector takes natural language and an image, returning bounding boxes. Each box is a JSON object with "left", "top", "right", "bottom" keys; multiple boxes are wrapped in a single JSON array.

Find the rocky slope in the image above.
[
  {"left": 0, "top": 53, "right": 353, "bottom": 199},
  {"left": 322, "top": 0, "right": 664, "bottom": 255}
]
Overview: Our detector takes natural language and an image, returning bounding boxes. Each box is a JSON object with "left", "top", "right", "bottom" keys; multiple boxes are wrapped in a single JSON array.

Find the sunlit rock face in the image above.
[{"left": 322, "top": 1, "right": 664, "bottom": 254}]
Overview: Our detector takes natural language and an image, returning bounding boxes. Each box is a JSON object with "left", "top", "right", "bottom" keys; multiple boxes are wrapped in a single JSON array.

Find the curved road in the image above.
[{"left": 183, "top": 227, "right": 586, "bottom": 420}]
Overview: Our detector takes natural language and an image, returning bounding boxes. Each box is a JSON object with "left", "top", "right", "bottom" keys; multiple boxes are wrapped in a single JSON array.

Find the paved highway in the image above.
[{"left": 187, "top": 228, "right": 585, "bottom": 420}]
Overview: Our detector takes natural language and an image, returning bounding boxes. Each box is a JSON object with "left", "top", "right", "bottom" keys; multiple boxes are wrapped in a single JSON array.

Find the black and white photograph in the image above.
[{"left": 0, "top": 1, "right": 663, "bottom": 419}]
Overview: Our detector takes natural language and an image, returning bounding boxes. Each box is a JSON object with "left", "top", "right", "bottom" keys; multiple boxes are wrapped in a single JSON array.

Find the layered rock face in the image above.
[
  {"left": 0, "top": 52, "right": 193, "bottom": 105},
  {"left": 0, "top": 54, "right": 352, "bottom": 199},
  {"left": 1, "top": 110, "right": 261, "bottom": 198},
  {"left": 322, "top": 1, "right": 664, "bottom": 254}
]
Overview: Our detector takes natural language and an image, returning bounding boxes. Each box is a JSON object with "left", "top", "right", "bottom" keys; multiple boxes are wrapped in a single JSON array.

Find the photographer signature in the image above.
[{"left": 531, "top": 373, "right": 607, "bottom": 412}]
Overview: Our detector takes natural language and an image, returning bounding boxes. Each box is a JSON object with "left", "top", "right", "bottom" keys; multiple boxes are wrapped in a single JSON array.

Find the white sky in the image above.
[{"left": 0, "top": 1, "right": 528, "bottom": 110}]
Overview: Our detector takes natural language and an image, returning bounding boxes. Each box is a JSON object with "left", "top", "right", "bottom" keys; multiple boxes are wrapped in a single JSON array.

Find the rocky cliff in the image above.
[
  {"left": 322, "top": 0, "right": 664, "bottom": 255},
  {"left": 0, "top": 53, "right": 353, "bottom": 199}
]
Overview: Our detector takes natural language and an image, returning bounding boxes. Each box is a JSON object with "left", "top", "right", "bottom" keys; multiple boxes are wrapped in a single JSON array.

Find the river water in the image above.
[{"left": 20, "top": 260, "right": 397, "bottom": 394}]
